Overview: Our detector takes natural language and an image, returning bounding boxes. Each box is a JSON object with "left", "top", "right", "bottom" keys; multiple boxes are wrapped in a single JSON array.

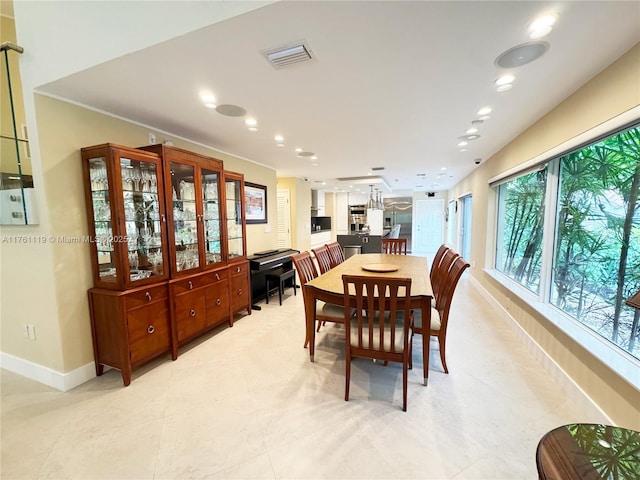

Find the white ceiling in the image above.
[{"left": 38, "top": 1, "right": 640, "bottom": 195}]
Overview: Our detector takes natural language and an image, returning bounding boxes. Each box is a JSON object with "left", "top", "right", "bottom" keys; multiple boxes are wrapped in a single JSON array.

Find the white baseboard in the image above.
[
  {"left": 468, "top": 275, "right": 613, "bottom": 424},
  {"left": 0, "top": 352, "right": 96, "bottom": 392}
]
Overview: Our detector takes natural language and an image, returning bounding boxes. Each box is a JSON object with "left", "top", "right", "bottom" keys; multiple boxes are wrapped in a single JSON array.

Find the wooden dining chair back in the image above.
[
  {"left": 412, "top": 255, "right": 469, "bottom": 374},
  {"left": 311, "top": 245, "right": 333, "bottom": 274},
  {"left": 381, "top": 238, "right": 408, "bottom": 255},
  {"left": 342, "top": 274, "right": 413, "bottom": 411},
  {"left": 431, "top": 248, "right": 459, "bottom": 303},
  {"left": 292, "top": 251, "right": 346, "bottom": 348},
  {"left": 326, "top": 242, "right": 345, "bottom": 267},
  {"left": 429, "top": 244, "right": 451, "bottom": 279}
]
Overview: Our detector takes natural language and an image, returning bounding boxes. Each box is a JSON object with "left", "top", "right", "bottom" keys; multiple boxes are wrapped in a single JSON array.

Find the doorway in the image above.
[
  {"left": 276, "top": 189, "right": 291, "bottom": 249},
  {"left": 412, "top": 198, "right": 444, "bottom": 257}
]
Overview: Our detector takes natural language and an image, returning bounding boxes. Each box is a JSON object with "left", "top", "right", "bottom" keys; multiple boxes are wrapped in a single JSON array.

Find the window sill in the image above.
[{"left": 484, "top": 268, "right": 640, "bottom": 392}]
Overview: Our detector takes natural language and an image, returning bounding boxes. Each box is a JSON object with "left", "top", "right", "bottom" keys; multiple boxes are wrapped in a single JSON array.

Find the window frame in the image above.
[{"left": 486, "top": 108, "right": 640, "bottom": 390}]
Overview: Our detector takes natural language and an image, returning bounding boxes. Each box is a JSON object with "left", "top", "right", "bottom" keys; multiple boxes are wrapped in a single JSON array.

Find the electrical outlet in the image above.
[
  {"left": 28, "top": 324, "right": 36, "bottom": 340},
  {"left": 23, "top": 324, "right": 30, "bottom": 339},
  {"left": 148, "top": 132, "right": 156, "bottom": 144}
]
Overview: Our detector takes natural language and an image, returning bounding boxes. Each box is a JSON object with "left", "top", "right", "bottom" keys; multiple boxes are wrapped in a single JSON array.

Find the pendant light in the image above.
[{"left": 367, "top": 185, "right": 375, "bottom": 209}]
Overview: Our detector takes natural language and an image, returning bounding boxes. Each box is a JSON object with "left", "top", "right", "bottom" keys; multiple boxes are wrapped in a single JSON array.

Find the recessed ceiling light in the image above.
[
  {"left": 495, "top": 42, "right": 549, "bottom": 68},
  {"left": 245, "top": 118, "right": 257, "bottom": 126},
  {"left": 528, "top": 14, "right": 556, "bottom": 39},
  {"left": 459, "top": 148, "right": 468, "bottom": 152},
  {"left": 479, "top": 115, "right": 491, "bottom": 121},
  {"left": 276, "top": 143, "right": 285, "bottom": 147},
  {"left": 204, "top": 103, "right": 216, "bottom": 109},
  {"left": 294, "top": 147, "right": 303, "bottom": 152},
  {"left": 497, "top": 84, "right": 513, "bottom": 92},
  {"left": 458, "top": 134, "right": 480, "bottom": 141},
  {"left": 440, "top": 167, "right": 447, "bottom": 171},
  {"left": 322, "top": 182, "right": 326, "bottom": 186},
  {"left": 248, "top": 127, "right": 258, "bottom": 132},
  {"left": 466, "top": 128, "right": 478, "bottom": 134},
  {"left": 458, "top": 141, "right": 468, "bottom": 147},
  {"left": 495, "top": 75, "right": 515, "bottom": 86},
  {"left": 310, "top": 155, "right": 318, "bottom": 160},
  {"left": 274, "top": 135, "right": 284, "bottom": 142},
  {"left": 200, "top": 93, "right": 216, "bottom": 103},
  {"left": 216, "top": 104, "right": 247, "bottom": 117},
  {"left": 477, "top": 107, "right": 492, "bottom": 116}
]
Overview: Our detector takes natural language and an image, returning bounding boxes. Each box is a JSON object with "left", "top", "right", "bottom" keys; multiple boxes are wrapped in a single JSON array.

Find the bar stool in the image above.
[{"left": 265, "top": 268, "right": 296, "bottom": 305}]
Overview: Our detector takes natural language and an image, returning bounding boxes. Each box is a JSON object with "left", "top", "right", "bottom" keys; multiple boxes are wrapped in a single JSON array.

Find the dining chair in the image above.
[
  {"left": 429, "top": 244, "right": 451, "bottom": 280},
  {"left": 311, "top": 245, "right": 333, "bottom": 274},
  {"left": 291, "top": 251, "right": 346, "bottom": 347},
  {"left": 326, "top": 242, "right": 345, "bottom": 267},
  {"left": 431, "top": 248, "right": 459, "bottom": 305},
  {"left": 411, "top": 256, "right": 469, "bottom": 374},
  {"left": 381, "top": 238, "right": 408, "bottom": 255},
  {"left": 342, "top": 274, "right": 413, "bottom": 411}
]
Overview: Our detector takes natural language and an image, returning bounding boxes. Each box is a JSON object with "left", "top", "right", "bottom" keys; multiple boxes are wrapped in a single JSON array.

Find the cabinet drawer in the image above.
[
  {"left": 171, "top": 274, "right": 209, "bottom": 294},
  {"left": 206, "top": 279, "right": 230, "bottom": 327},
  {"left": 125, "top": 285, "right": 168, "bottom": 310},
  {"left": 174, "top": 290, "right": 207, "bottom": 342},
  {"left": 229, "top": 261, "right": 248, "bottom": 277},
  {"left": 230, "top": 272, "right": 249, "bottom": 313},
  {"left": 202, "top": 269, "right": 228, "bottom": 284},
  {"left": 127, "top": 300, "right": 170, "bottom": 365}
]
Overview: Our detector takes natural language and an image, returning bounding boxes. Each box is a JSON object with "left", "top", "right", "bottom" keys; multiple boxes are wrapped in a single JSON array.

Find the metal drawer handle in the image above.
[
  {"left": 216, "top": 298, "right": 221, "bottom": 306},
  {"left": 215, "top": 274, "right": 220, "bottom": 281},
  {"left": 147, "top": 325, "right": 155, "bottom": 334},
  {"left": 188, "top": 281, "right": 193, "bottom": 290},
  {"left": 146, "top": 292, "right": 152, "bottom": 301},
  {"left": 236, "top": 267, "right": 241, "bottom": 273},
  {"left": 189, "top": 309, "right": 196, "bottom": 317},
  {"left": 237, "top": 289, "right": 242, "bottom": 295}
]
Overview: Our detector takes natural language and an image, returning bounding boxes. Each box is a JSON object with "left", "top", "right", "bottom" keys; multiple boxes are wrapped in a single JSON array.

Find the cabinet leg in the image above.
[
  {"left": 122, "top": 368, "right": 132, "bottom": 386},
  {"left": 96, "top": 363, "right": 104, "bottom": 376}
]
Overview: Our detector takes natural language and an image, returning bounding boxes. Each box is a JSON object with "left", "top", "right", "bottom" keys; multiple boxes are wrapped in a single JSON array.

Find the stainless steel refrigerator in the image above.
[{"left": 383, "top": 197, "right": 413, "bottom": 252}]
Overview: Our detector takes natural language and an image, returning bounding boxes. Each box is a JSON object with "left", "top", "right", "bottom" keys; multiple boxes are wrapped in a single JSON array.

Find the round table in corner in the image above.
[{"left": 536, "top": 423, "right": 640, "bottom": 480}]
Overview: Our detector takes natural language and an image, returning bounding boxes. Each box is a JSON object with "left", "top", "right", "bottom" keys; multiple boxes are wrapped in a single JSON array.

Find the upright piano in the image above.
[{"left": 247, "top": 248, "right": 299, "bottom": 307}]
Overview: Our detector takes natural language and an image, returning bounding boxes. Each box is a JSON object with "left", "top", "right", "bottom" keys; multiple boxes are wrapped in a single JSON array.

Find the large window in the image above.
[{"left": 495, "top": 125, "right": 640, "bottom": 360}]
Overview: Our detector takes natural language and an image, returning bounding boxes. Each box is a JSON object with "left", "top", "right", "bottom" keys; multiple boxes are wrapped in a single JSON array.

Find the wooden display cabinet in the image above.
[
  {"left": 81, "top": 144, "right": 173, "bottom": 385},
  {"left": 82, "top": 144, "right": 252, "bottom": 383}
]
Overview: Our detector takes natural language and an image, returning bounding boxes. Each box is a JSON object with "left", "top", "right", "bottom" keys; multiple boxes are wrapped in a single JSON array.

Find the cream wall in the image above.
[
  {"left": 448, "top": 43, "right": 640, "bottom": 427},
  {"left": 276, "top": 177, "right": 311, "bottom": 253},
  {"left": 0, "top": 94, "right": 277, "bottom": 378}
]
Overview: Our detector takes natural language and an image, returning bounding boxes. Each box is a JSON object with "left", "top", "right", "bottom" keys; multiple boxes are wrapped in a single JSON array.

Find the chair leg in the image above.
[
  {"left": 278, "top": 280, "right": 283, "bottom": 305},
  {"left": 293, "top": 271, "right": 297, "bottom": 296},
  {"left": 402, "top": 356, "right": 408, "bottom": 412},
  {"left": 345, "top": 349, "right": 351, "bottom": 402},
  {"left": 439, "top": 335, "right": 448, "bottom": 374},
  {"left": 408, "top": 333, "right": 413, "bottom": 370},
  {"left": 265, "top": 279, "right": 270, "bottom": 304}
]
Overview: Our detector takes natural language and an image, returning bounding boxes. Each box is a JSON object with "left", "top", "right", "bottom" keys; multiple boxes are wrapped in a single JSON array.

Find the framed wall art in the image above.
[{"left": 245, "top": 182, "right": 267, "bottom": 224}]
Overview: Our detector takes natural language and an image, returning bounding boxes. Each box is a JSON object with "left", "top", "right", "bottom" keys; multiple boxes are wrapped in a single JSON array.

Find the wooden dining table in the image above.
[{"left": 303, "top": 253, "right": 434, "bottom": 386}]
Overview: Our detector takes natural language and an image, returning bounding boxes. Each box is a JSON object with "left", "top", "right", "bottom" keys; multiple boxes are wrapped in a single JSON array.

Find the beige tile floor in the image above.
[{"left": 2, "top": 275, "right": 607, "bottom": 479}]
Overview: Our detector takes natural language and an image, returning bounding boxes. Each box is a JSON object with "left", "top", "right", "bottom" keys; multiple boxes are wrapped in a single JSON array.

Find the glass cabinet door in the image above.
[
  {"left": 120, "top": 156, "right": 166, "bottom": 282},
  {"left": 225, "top": 176, "right": 244, "bottom": 259},
  {"left": 88, "top": 157, "right": 117, "bottom": 283},
  {"left": 202, "top": 168, "right": 223, "bottom": 265},
  {"left": 169, "top": 162, "right": 199, "bottom": 273}
]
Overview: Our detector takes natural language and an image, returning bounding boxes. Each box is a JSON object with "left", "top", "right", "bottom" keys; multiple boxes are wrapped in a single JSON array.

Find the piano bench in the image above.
[{"left": 265, "top": 268, "right": 296, "bottom": 306}]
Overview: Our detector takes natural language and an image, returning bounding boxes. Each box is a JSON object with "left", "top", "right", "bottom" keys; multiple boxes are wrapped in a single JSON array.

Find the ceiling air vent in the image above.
[{"left": 262, "top": 41, "right": 313, "bottom": 69}]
